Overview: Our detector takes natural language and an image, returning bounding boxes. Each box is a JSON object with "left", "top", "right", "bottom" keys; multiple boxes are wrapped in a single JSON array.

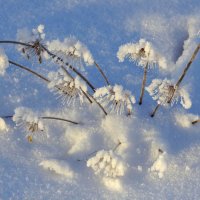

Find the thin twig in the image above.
[
  {"left": 150, "top": 104, "right": 160, "bottom": 118},
  {"left": 168, "top": 43, "right": 200, "bottom": 104},
  {"left": 94, "top": 61, "right": 110, "bottom": 86},
  {"left": 191, "top": 119, "right": 200, "bottom": 125},
  {"left": 41, "top": 116, "right": 79, "bottom": 125},
  {"left": 9, "top": 60, "right": 50, "bottom": 83},
  {"left": 139, "top": 62, "right": 148, "bottom": 105}
]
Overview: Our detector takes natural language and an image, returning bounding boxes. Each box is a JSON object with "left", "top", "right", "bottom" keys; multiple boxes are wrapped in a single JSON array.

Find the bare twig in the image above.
[
  {"left": 191, "top": 119, "right": 200, "bottom": 125},
  {"left": 168, "top": 43, "right": 200, "bottom": 104},
  {"left": 139, "top": 62, "right": 148, "bottom": 105},
  {"left": 150, "top": 104, "right": 161, "bottom": 118},
  {"left": 94, "top": 61, "right": 110, "bottom": 86}
]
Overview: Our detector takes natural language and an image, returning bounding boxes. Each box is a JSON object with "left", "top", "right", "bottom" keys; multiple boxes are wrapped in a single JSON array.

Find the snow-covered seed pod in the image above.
[
  {"left": 13, "top": 107, "right": 44, "bottom": 133},
  {"left": 146, "top": 78, "right": 192, "bottom": 109},
  {"left": 94, "top": 84, "right": 136, "bottom": 115},
  {"left": 87, "top": 150, "right": 126, "bottom": 178},
  {"left": 48, "top": 69, "right": 88, "bottom": 106},
  {"left": 16, "top": 25, "right": 46, "bottom": 63}
]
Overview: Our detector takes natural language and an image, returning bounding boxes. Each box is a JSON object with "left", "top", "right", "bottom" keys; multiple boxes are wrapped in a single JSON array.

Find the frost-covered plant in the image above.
[
  {"left": 93, "top": 84, "right": 136, "bottom": 115},
  {"left": 46, "top": 37, "right": 94, "bottom": 69},
  {"left": 146, "top": 79, "right": 192, "bottom": 117},
  {"left": 87, "top": 150, "right": 126, "bottom": 178},
  {"left": 117, "top": 39, "right": 167, "bottom": 105},
  {"left": 48, "top": 69, "right": 88, "bottom": 106},
  {"left": 13, "top": 107, "right": 44, "bottom": 133},
  {"left": 0, "top": 48, "right": 9, "bottom": 76},
  {"left": 17, "top": 24, "right": 46, "bottom": 63}
]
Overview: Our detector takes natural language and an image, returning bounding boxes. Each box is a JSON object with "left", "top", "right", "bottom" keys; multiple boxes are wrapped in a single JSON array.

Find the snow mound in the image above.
[
  {"left": 0, "top": 118, "right": 8, "bottom": 132},
  {"left": 39, "top": 159, "right": 76, "bottom": 180},
  {"left": 149, "top": 152, "right": 167, "bottom": 179},
  {"left": 0, "top": 48, "right": 9, "bottom": 76}
]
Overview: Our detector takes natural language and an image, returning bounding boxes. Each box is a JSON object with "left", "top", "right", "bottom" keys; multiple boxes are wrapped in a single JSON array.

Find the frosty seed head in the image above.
[
  {"left": 117, "top": 39, "right": 167, "bottom": 70},
  {"left": 46, "top": 36, "right": 94, "bottom": 70},
  {"left": 146, "top": 79, "right": 192, "bottom": 109},
  {"left": 93, "top": 84, "right": 136, "bottom": 115},
  {"left": 48, "top": 69, "right": 88, "bottom": 106},
  {"left": 16, "top": 25, "right": 46, "bottom": 63}
]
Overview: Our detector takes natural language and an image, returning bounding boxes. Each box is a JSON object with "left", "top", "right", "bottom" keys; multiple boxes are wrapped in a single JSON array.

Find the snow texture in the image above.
[
  {"left": 0, "top": 118, "right": 8, "bottom": 132},
  {"left": 0, "top": 48, "right": 9, "bottom": 76},
  {"left": 39, "top": 159, "right": 76, "bottom": 180}
]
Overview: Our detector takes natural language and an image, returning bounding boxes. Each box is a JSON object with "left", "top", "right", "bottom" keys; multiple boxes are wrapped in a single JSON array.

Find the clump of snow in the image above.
[
  {"left": 0, "top": 48, "right": 9, "bottom": 76},
  {"left": 117, "top": 39, "right": 167, "bottom": 70},
  {"left": 102, "top": 177, "right": 123, "bottom": 192},
  {"left": 13, "top": 107, "right": 44, "bottom": 133},
  {"left": 46, "top": 37, "right": 94, "bottom": 68},
  {"left": 146, "top": 78, "right": 192, "bottom": 109},
  {"left": 87, "top": 150, "right": 126, "bottom": 178},
  {"left": 175, "top": 112, "right": 199, "bottom": 128},
  {"left": 94, "top": 84, "right": 136, "bottom": 115},
  {"left": 149, "top": 152, "right": 167, "bottom": 178},
  {"left": 0, "top": 118, "right": 8, "bottom": 132},
  {"left": 17, "top": 24, "right": 45, "bottom": 43},
  {"left": 39, "top": 159, "right": 76, "bottom": 180},
  {"left": 48, "top": 69, "right": 88, "bottom": 105}
]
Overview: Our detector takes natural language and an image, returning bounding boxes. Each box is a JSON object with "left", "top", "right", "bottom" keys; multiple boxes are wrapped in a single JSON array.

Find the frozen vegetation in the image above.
[{"left": 0, "top": 1, "right": 200, "bottom": 199}]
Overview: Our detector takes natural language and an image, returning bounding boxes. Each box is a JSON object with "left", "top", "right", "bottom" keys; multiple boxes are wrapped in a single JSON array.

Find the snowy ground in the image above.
[{"left": 0, "top": 0, "right": 200, "bottom": 199}]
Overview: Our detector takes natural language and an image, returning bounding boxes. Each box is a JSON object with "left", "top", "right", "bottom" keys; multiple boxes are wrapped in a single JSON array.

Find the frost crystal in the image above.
[
  {"left": 13, "top": 107, "right": 44, "bottom": 133},
  {"left": 146, "top": 79, "right": 192, "bottom": 109},
  {"left": 46, "top": 37, "right": 94, "bottom": 69},
  {"left": 117, "top": 39, "right": 167, "bottom": 70},
  {"left": 0, "top": 48, "right": 9, "bottom": 76},
  {"left": 94, "top": 84, "right": 136, "bottom": 115},
  {"left": 87, "top": 150, "right": 126, "bottom": 178},
  {"left": 48, "top": 69, "right": 88, "bottom": 106}
]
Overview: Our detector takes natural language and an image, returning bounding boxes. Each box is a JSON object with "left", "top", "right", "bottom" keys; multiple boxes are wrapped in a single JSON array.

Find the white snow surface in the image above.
[
  {"left": 0, "top": 48, "right": 9, "bottom": 76},
  {"left": 0, "top": 1, "right": 200, "bottom": 199}
]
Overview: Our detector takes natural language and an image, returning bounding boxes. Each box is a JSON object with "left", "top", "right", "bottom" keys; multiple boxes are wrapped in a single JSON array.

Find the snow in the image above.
[
  {"left": 39, "top": 159, "right": 76, "bottom": 180},
  {"left": 0, "top": 1, "right": 200, "bottom": 199},
  {"left": 0, "top": 48, "right": 9, "bottom": 76},
  {"left": 0, "top": 117, "right": 8, "bottom": 132},
  {"left": 149, "top": 152, "right": 167, "bottom": 179}
]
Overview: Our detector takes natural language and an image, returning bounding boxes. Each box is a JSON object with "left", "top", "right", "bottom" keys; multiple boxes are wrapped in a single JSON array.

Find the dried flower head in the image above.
[
  {"left": 87, "top": 150, "right": 126, "bottom": 178},
  {"left": 13, "top": 107, "right": 44, "bottom": 134},
  {"left": 16, "top": 25, "right": 46, "bottom": 63},
  {"left": 117, "top": 39, "right": 167, "bottom": 70},
  {"left": 146, "top": 79, "right": 192, "bottom": 109},
  {"left": 48, "top": 69, "right": 88, "bottom": 106},
  {"left": 94, "top": 84, "right": 136, "bottom": 115},
  {"left": 46, "top": 36, "right": 94, "bottom": 70}
]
